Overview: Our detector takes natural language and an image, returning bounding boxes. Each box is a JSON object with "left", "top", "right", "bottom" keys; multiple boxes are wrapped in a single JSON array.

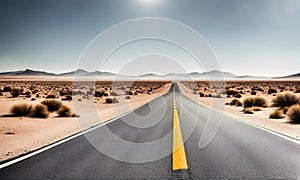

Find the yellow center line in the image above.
[{"left": 172, "top": 98, "right": 188, "bottom": 171}]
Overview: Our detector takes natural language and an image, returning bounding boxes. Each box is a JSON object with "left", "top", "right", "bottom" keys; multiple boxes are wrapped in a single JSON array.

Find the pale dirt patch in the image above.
[
  {"left": 0, "top": 83, "right": 171, "bottom": 162},
  {"left": 178, "top": 82, "right": 300, "bottom": 140}
]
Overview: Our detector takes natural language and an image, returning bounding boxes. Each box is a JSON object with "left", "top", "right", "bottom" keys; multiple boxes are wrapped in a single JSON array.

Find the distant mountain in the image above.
[
  {"left": 0, "top": 69, "right": 298, "bottom": 80},
  {"left": 58, "top": 69, "right": 89, "bottom": 77},
  {"left": 196, "top": 70, "right": 237, "bottom": 79},
  {"left": 235, "top": 75, "right": 270, "bottom": 79},
  {"left": 278, "top": 72, "right": 300, "bottom": 79},
  {"left": 0, "top": 69, "right": 56, "bottom": 76}
]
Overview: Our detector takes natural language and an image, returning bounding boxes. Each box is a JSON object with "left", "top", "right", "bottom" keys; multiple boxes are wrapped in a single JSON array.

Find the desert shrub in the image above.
[
  {"left": 94, "top": 91, "right": 104, "bottom": 97},
  {"left": 243, "top": 97, "right": 268, "bottom": 108},
  {"left": 125, "top": 96, "right": 131, "bottom": 99},
  {"left": 0, "top": 91, "right": 2, "bottom": 96},
  {"left": 199, "top": 92, "right": 205, "bottom": 97},
  {"left": 10, "top": 88, "right": 20, "bottom": 97},
  {"left": 103, "top": 92, "right": 109, "bottom": 97},
  {"left": 57, "top": 105, "right": 71, "bottom": 117},
  {"left": 252, "top": 107, "right": 262, "bottom": 111},
  {"left": 250, "top": 91, "right": 257, "bottom": 95},
  {"left": 226, "top": 89, "right": 239, "bottom": 96},
  {"left": 252, "top": 86, "right": 264, "bottom": 92},
  {"left": 229, "top": 99, "right": 243, "bottom": 106},
  {"left": 10, "top": 103, "right": 32, "bottom": 116},
  {"left": 244, "top": 108, "right": 254, "bottom": 114},
  {"left": 46, "top": 94, "right": 56, "bottom": 99},
  {"left": 272, "top": 93, "right": 299, "bottom": 108},
  {"left": 268, "top": 88, "right": 277, "bottom": 94},
  {"left": 106, "top": 97, "right": 119, "bottom": 104},
  {"left": 41, "top": 100, "right": 62, "bottom": 111},
  {"left": 32, "top": 104, "right": 49, "bottom": 118},
  {"left": 25, "top": 92, "right": 31, "bottom": 98},
  {"left": 233, "top": 93, "right": 242, "bottom": 98},
  {"left": 287, "top": 104, "right": 300, "bottom": 123},
  {"left": 62, "top": 95, "right": 72, "bottom": 101},
  {"left": 282, "top": 106, "right": 289, "bottom": 114},
  {"left": 3, "top": 86, "right": 12, "bottom": 92},
  {"left": 59, "top": 90, "right": 72, "bottom": 96},
  {"left": 269, "top": 109, "right": 285, "bottom": 119}
]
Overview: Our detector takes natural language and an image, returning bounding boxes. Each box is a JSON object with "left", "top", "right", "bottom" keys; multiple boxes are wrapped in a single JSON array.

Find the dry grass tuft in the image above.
[
  {"left": 32, "top": 104, "right": 49, "bottom": 118},
  {"left": 272, "top": 92, "right": 299, "bottom": 108},
  {"left": 10, "top": 103, "right": 33, "bottom": 116},
  {"left": 229, "top": 99, "right": 243, "bottom": 106},
  {"left": 41, "top": 100, "right": 62, "bottom": 112},
  {"left": 287, "top": 104, "right": 300, "bottom": 124},
  {"left": 269, "top": 109, "right": 285, "bottom": 119},
  {"left": 106, "top": 97, "right": 119, "bottom": 104},
  {"left": 57, "top": 105, "right": 71, "bottom": 117},
  {"left": 244, "top": 108, "right": 254, "bottom": 114},
  {"left": 243, "top": 97, "right": 268, "bottom": 108}
]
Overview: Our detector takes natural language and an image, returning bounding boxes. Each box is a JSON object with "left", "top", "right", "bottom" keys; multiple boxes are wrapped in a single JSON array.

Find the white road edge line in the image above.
[
  {"left": 178, "top": 85, "right": 300, "bottom": 145},
  {"left": 0, "top": 87, "right": 171, "bottom": 169}
]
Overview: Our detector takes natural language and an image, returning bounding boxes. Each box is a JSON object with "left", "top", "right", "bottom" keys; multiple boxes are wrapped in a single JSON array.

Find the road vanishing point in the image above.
[{"left": 0, "top": 83, "right": 299, "bottom": 179}]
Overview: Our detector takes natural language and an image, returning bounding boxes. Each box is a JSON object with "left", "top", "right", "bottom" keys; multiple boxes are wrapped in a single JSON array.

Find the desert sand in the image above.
[
  {"left": 0, "top": 80, "right": 171, "bottom": 162},
  {"left": 179, "top": 82, "right": 300, "bottom": 140}
]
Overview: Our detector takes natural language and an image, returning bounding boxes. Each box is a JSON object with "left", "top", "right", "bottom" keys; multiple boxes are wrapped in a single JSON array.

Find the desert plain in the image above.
[{"left": 0, "top": 78, "right": 299, "bottom": 163}]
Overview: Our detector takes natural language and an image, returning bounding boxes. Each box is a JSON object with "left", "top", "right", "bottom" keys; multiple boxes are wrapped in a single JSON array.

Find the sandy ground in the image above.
[
  {"left": 179, "top": 82, "right": 300, "bottom": 140},
  {"left": 0, "top": 83, "right": 171, "bottom": 162}
]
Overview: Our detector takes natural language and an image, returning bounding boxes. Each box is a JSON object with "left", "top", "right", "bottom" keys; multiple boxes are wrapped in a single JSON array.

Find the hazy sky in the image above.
[{"left": 0, "top": 0, "right": 299, "bottom": 76}]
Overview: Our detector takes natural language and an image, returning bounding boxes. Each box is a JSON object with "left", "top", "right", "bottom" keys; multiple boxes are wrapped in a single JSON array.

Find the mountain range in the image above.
[{"left": 0, "top": 69, "right": 299, "bottom": 80}]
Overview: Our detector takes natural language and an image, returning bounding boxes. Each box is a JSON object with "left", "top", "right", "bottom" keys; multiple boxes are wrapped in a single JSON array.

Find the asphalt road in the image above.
[{"left": 0, "top": 83, "right": 299, "bottom": 179}]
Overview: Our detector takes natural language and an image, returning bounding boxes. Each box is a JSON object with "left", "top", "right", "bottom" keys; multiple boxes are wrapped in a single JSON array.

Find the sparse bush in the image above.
[
  {"left": 46, "top": 94, "right": 56, "bottom": 99},
  {"left": 269, "top": 109, "right": 285, "bottom": 119},
  {"left": 282, "top": 106, "right": 289, "bottom": 114},
  {"left": 272, "top": 93, "right": 299, "bottom": 108},
  {"left": 244, "top": 108, "right": 254, "bottom": 114},
  {"left": 57, "top": 105, "right": 71, "bottom": 117},
  {"left": 106, "top": 97, "right": 119, "bottom": 104},
  {"left": 243, "top": 97, "right": 268, "bottom": 108},
  {"left": 3, "top": 86, "right": 12, "bottom": 92},
  {"left": 10, "top": 88, "right": 20, "bottom": 97},
  {"left": 229, "top": 99, "right": 243, "bottom": 106},
  {"left": 0, "top": 91, "right": 2, "bottom": 96},
  {"left": 226, "top": 89, "right": 239, "bottom": 96},
  {"left": 10, "top": 103, "right": 32, "bottom": 116},
  {"left": 94, "top": 91, "right": 104, "bottom": 97},
  {"left": 103, "top": 92, "right": 109, "bottom": 97},
  {"left": 59, "top": 90, "right": 72, "bottom": 96},
  {"left": 199, "top": 92, "right": 205, "bottom": 97},
  {"left": 287, "top": 104, "right": 300, "bottom": 123},
  {"left": 125, "top": 96, "right": 131, "bottom": 99},
  {"left": 252, "top": 107, "right": 262, "bottom": 111},
  {"left": 62, "top": 95, "right": 72, "bottom": 101},
  {"left": 250, "top": 91, "right": 257, "bottom": 95},
  {"left": 41, "top": 100, "right": 62, "bottom": 111},
  {"left": 268, "top": 88, "right": 277, "bottom": 94},
  {"left": 25, "top": 92, "right": 31, "bottom": 98},
  {"left": 233, "top": 93, "right": 242, "bottom": 98},
  {"left": 32, "top": 104, "right": 49, "bottom": 118}
]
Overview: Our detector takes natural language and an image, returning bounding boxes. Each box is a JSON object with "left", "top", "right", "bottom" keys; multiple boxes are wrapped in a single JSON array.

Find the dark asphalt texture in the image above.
[{"left": 0, "top": 83, "right": 299, "bottom": 179}]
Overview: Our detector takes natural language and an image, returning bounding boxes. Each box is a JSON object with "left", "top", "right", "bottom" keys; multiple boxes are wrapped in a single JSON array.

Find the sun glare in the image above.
[{"left": 139, "top": 0, "right": 157, "bottom": 5}]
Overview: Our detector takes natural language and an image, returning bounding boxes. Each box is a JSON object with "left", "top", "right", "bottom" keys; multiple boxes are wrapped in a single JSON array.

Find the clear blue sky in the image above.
[{"left": 0, "top": 0, "right": 299, "bottom": 76}]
